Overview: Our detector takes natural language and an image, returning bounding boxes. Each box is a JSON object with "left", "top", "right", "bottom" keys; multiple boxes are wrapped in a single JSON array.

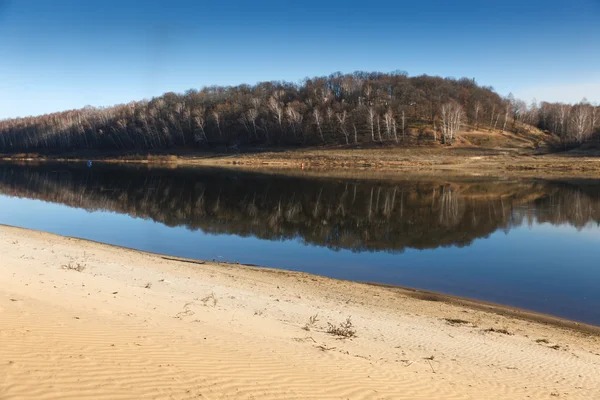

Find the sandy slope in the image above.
[{"left": 1, "top": 225, "right": 599, "bottom": 400}]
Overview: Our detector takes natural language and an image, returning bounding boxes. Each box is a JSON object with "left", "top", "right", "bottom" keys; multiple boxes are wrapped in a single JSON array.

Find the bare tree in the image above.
[
  {"left": 440, "top": 101, "right": 464, "bottom": 145},
  {"left": 401, "top": 109, "right": 406, "bottom": 140},
  {"left": 591, "top": 103, "right": 598, "bottom": 133},
  {"left": 571, "top": 102, "right": 591, "bottom": 144},
  {"left": 268, "top": 96, "right": 284, "bottom": 133},
  {"left": 193, "top": 107, "right": 208, "bottom": 143},
  {"left": 313, "top": 108, "right": 325, "bottom": 142},
  {"left": 488, "top": 104, "right": 496, "bottom": 131},
  {"left": 558, "top": 104, "right": 570, "bottom": 139},
  {"left": 473, "top": 101, "right": 481, "bottom": 129},
  {"left": 367, "top": 106, "right": 376, "bottom": 141},
  {"left": 336, "top": 111, "right": 350, "bottom": 144},
  {"left": 247, "top": 108, "right": 259, "bottom": 138},
  {"left": 286, "top": 102, "right": 304, "bottom": 138},
  {"left": 384, "top": 108, "right": 397, "bottom": 143},
  {"left": 212, "top": 109, "right": 222, "bottom": 136},
  {"left": 501, "top": 102, "right": 510, "bottom": 133}
]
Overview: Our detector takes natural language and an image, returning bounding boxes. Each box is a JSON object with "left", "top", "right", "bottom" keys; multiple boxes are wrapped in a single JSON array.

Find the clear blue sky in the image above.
[{"left": 1, "top": 0, "right": 599, "bottom": 119}]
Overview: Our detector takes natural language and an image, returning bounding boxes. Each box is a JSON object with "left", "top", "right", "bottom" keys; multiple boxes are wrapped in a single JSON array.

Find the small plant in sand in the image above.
[
  {"left": 201, "top": 292, "right": 218, "bottom": 307},
  {"left": 144, "top": 282, "right": 152, "bottom": 289},
  {"left": 484, "top": 327, "right": 512, "bottom": 335},
  {"left": 444, "top": 318, "right": 471, "bottom": 326},
  {"left": 327, "top": 316, "right": 356, "bottom": 338},
  {"left": 175, "top": 302, "right": 195, "bottom": 319},
  {"left": 302, "top": 313, "right": 319, "bottom": 331},
  {"left": 61, "top": 262, "right": 86, "bottom": 272}
]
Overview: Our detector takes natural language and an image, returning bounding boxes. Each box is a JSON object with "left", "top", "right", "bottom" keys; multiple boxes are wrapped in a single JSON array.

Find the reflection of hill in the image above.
[{"left": 0, "top": 164, "right": 599, "bottom": 253}]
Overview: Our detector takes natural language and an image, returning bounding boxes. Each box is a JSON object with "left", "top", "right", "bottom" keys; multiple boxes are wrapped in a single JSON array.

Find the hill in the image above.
[{"left": 0, "top": 71, "right": 575, "bottom": 153}]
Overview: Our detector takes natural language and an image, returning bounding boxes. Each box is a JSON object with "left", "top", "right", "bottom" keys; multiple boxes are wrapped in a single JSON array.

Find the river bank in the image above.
[
  {"left": 1, "top": 225, "right": 599, "bottom": 399},
  {"left": 3, "top": 144, "right": 600, "bottom": 179}
]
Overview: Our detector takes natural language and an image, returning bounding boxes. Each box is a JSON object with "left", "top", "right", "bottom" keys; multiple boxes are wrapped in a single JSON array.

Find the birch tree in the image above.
[
  {"left": 367, "top": 106, "right": 376, "bottom": 141},
  {"left": 192, "top": 107, "right": 208, "bottom": 143},
  {"left": 571, "top": 103, "right": 591, "bottom": 144},
  {"left": 473, "top": 101, "right": 481, "bottom": 129},
  {"left": 313, "top": 108, "right": 325, "bottom": 142},
  {"left": 268, "top": 96, "right": 284, "bottom": 133},
  {"left": 212, "top": 109, "right": 222, "bottom": 136},
  {"left": 440, "top": 101, "right": 464, "bottom": 145},
  {"left": 591, "top": 104, "right": 598, "bottom": 133},
  {"left": 336, "top": 111, "right": 350, "bottom": 144}
]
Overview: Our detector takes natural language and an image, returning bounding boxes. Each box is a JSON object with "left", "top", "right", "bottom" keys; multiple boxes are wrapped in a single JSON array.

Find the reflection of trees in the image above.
[
  {"left": 438, "top": 186, "right": 463, "bottom": 228},
  {"left": 0, "top": 164, "right": 599, "bottom": 253}
]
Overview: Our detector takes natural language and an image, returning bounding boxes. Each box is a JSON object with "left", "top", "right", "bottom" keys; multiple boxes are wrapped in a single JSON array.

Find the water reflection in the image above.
[
  {"left": 0, "top": 163, "right": 599, "bottom": 253},
  {"left": 2, "top": 163, "right": 600, "bottom": 324}
]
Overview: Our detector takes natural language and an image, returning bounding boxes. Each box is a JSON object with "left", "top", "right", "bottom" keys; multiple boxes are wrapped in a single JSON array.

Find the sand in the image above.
[{"left": 1, "top": 225, "right": 599, "bottom": 399}]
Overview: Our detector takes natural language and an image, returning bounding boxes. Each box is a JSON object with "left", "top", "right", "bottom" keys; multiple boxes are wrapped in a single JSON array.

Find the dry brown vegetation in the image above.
[
  {"left": 484, "top": 327, "right": 513, "bottom": 335},
  {"left": 1, "top": 70, "right": 596, "bottom": 160},
  {"left": 61, "top": 262, "right": 86, "bottom": 272},
  {"left": 326, "top": 317, "right": 356, "bottom": 338},
  {"left": 302, "top": 313, "right": 320, "bottom": 331},
  {"left": 200, "top": 292, "right": 218, "bottom": 307}
]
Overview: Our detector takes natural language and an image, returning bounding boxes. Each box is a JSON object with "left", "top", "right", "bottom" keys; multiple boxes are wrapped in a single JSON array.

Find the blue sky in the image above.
[{"left": 1, "top": 0, "right": 599, "bottom": 119}]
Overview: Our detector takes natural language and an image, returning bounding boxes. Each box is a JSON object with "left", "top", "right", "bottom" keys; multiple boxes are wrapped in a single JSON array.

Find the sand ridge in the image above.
[{"left": 1, "top": 225, "right": 599, "bottom": 399}]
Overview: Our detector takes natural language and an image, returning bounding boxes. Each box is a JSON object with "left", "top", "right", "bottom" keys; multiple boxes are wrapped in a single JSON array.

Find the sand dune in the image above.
[{"left": 1, "top": 225, "right": 599, "bottom": 399}]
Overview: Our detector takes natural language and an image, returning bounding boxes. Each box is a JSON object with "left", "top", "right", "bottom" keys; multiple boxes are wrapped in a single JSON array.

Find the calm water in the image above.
[{"left": 1, "top": 163, "right": 600, "bottom": 325}]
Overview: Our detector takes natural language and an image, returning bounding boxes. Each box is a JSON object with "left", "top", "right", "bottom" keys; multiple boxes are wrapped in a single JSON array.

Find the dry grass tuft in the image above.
[
  {"left": 302, "top": 314, "right": 319, "bottom": 331},
  {"left": 444, "top": 318, "right": 471, "bottom": 326},
  {"left": 201, "top": 292, "right": 218, "bottom": 307},
  {"left": 327, "top": 316, "right": 356, "bottom": 338},
  {"left": 484, "top": 327, "right": 512, "bottom": 335},
  {"left": 61, "top": 263, "right": 86, "bottom": 272}
]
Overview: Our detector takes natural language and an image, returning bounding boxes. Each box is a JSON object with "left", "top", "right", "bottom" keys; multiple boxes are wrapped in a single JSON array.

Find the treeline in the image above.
[
  {"left": 2, "top": 71, "right": 598, "bottom": 152},
  {"left": 536, "top": 101, "right": 599, "bottom": 146},
  {"left": 0, "top": 71, "right": 514, "bottom": 151},
  {"left": 498, "top": 95, "right": 599, "bottom": 145},
  {"left": 1, "top": 164, "right": 599, "bottom": 252}
]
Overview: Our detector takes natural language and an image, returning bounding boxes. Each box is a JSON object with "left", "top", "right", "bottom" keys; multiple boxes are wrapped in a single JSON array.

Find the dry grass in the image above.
[
  {"left": 444, "top": 318, "right": 471, "bottom": 326},
  {"left": 484, "top": 327, "right": 513, "bottom": 335},
  {"left": 147, "top": 154, "right": 178, "bottom": 163},
  {"left": 200, "top": 292, "right": 218, "bottom": 307},
  {"left": 302, "top": 314, "right": 319, "bottom": 331},
  {"left": 327, "top": 316, "right": 356, "bottom": 338},
  {"left": 61, "top": 263, "right": 86, "bottom": 272}
]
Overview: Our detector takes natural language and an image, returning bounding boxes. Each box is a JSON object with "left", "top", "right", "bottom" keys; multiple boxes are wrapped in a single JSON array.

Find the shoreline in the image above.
[
  {"left": 2, "top": 223, "right": 599, "bottom": 334},
  {"left": 3, "top": 145, "right": 600, "bottom": 180},
  {"left": 370, "top": 283, "right": 600, "bottom": 336},
  {"left": 2, "top": 225, "right": 600, "bottom": 399},
  {"left": 59, "top": 236, "right": 600, "bottom": 335}
]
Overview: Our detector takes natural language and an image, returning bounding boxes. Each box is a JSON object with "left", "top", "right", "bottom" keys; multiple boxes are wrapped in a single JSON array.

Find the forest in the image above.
[
  {"left": 1, "top": 164, "right": 598, "bottom": 253},
  {"left": 1, "top": 71, "right": 598, "bottom": 152}
]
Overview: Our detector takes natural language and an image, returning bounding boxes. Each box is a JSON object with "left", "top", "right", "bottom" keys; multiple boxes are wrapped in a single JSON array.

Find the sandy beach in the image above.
[{"left": 1, "top": 225, "right": 599, "bottom": 399}]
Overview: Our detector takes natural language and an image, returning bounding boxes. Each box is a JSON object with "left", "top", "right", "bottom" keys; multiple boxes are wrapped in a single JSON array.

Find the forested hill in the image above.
[{"left": 0, "top": 71, "right": 598, "bottom": 152}]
